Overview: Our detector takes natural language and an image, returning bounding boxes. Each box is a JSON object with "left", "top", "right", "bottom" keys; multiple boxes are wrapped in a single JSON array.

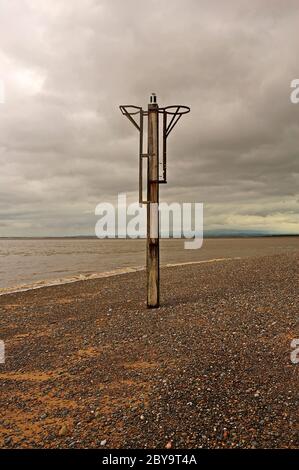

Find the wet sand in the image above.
[{"left": 0, "top": 252, "right": 298, "bottom": 448}]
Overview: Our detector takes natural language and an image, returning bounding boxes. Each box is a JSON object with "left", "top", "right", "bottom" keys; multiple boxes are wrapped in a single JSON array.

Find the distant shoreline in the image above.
[{"left": 0, "top": 234, "right": 298, "bottom": 240}]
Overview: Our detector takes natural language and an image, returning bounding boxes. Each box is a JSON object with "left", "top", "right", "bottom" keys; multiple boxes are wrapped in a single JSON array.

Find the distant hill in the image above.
[{"left": 0, "top": 231, "right": 298, "bottom": 240}]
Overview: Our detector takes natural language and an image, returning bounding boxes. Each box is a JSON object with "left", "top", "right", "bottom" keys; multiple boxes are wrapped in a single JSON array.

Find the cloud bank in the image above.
[{"left": 0, "top": 0, "right": 298, "bottom": 236}]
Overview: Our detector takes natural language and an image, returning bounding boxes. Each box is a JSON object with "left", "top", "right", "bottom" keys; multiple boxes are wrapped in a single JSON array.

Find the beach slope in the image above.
[{"left": 0, "top": 253, "right": 298, "bottom": 448}]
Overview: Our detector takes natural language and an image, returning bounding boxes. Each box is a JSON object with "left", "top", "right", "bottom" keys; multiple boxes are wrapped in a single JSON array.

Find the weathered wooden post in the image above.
[
  {"left": 120, "top": 95, "right": 190, "bottom": 308},
  {"left": 147, "top": 93, "right": 160, "bottom": 307}
]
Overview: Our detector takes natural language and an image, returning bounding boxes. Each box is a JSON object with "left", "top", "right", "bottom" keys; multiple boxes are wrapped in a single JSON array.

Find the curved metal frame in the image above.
[
  {"left": 160, "top": 105, "right": 190, "bottom": 183},
  {"left": 119, "top": 105, "right": 142, "bottom": 131},
  {"left": 119, "top": 103, "right": 190, "bottom": 202}
]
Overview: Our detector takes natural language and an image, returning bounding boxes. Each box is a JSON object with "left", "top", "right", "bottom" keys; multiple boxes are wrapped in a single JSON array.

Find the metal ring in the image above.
[{"left": 159, "top": 105, "right": 190, "bottom": 115}]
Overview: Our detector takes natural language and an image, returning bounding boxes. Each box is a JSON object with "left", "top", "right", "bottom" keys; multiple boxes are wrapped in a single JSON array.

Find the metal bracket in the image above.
[
  {"left": 119, "top": 105, "right": 142, "bottom": 131},
  {"left": 139, "top": 152, "right": 150, "bottom": 205},
  {"left": 119, "top": 103, "right": 190, "bottom": 203},
  {"left": 159, "top": 105, "right": 190, "bottom": 184}
]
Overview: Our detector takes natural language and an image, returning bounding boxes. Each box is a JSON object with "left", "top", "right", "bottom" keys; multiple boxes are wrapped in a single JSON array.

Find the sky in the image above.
[{"left": 0, "top": 0, "right": 298, "bottom": 236}]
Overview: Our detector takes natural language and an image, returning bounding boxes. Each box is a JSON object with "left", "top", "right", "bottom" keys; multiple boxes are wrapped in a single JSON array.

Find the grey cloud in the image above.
[{"left": 0, "top": 0, "right": 298, "bottom": 236}]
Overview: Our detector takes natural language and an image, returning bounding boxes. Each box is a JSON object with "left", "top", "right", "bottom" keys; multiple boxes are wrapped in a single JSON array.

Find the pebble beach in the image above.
[{"left": 0, "top": 251, "right": 298, "bottom": 448}]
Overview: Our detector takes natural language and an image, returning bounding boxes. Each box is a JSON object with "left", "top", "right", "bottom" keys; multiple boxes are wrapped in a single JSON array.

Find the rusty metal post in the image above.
[{"left": 147, "top": 93, "right": 159, "bottom": 308}]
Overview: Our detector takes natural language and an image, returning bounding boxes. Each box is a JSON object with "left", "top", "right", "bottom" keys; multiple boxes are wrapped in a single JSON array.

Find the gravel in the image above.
[{"left": 0, "top": 252, "right": 298, "bottom": 449}]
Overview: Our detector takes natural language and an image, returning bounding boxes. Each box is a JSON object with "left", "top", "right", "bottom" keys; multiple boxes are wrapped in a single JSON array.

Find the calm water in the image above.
[{"left": 0, "top": 237, "right": 298, "bottom": 292}]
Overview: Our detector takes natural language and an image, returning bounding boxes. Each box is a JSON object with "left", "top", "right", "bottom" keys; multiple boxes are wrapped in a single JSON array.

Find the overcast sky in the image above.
[{"left": 0, "top": 0, "right": 298, "bottom": 236}]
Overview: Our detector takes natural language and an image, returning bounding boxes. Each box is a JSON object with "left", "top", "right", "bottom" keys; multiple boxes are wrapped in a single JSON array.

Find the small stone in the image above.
[
  {"left": 165, "top": 441, "right": 172, "bottom": 449},
  {"left": 4, "top": 436, "right": 12, "bottom": 445},
  {"left": 100, "top": 439, "right": 107, "bottom": 446},
  {"left": 140, "top": 415, "right": 145, "bottom": 420},
  {"left": 58, "top": 425, "right": 68, "bottom": 436}
]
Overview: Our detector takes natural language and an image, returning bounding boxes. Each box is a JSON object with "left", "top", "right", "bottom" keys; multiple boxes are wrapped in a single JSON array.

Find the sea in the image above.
[{"left": 0, "top": 237, "right": 298, "bottom": 295}]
